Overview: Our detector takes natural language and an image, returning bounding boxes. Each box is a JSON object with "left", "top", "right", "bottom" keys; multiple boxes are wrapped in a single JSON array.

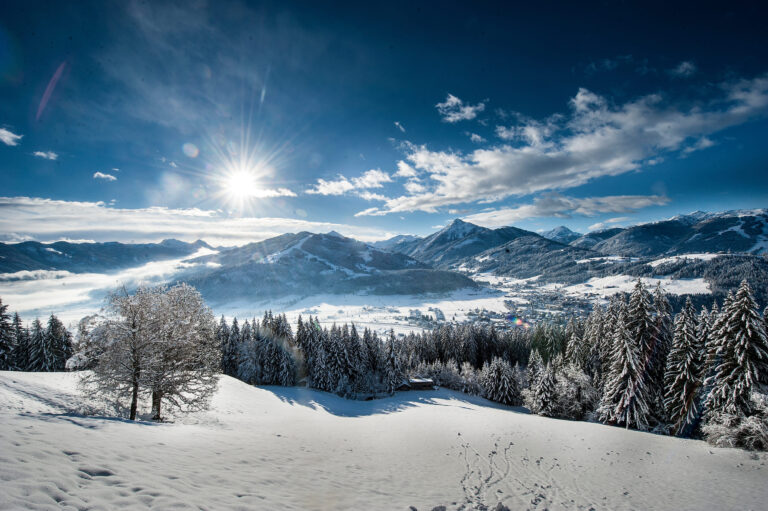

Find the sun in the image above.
[{"left": 223, "top": 168, "right": 259, "bottom": 200}]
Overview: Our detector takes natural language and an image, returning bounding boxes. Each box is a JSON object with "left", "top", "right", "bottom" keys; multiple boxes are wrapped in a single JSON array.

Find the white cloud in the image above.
[
  {"left": 394, "top": 161, "right": 418, "bottom": 178},
  {"left": 588, "top": 216, "right": 631, "bottom": 231},
  {"left": 671, "top": 61, "right": 697, "bottom": 77},
  {"left": 0, "top": 196, "right": 393, "bottom": 247},
  {"left": 358, "top": 191, "right": 388, "bottom": 202},
  {"left": 683, "top": 136, "right": 715, "bottom": 154},
  {"left": 460, "top": 194, "right": 669, "bottom": 227},
  {"left": 436, "top": 93, "right": 486, "bottom": 123},
  {"left": 93, "top": 172, "right": 117, "bottom": 181},
  {"left": 357, "top": 74, "right": 768, "bottom": 217},
  {"left": 468, "top": 133, "right": 486, "bottom": 143},
  {"left": 394, "top": 121, "right": 406, "bottom": 133},
  {"left": 0, "top": 127, "right": 22, "bottom": 146},
  {"left": 33, "top": 151, "right": 58, "bottom": 160},
  {"left": 306, "top": 169, "right": 392, "bottom": 196}
]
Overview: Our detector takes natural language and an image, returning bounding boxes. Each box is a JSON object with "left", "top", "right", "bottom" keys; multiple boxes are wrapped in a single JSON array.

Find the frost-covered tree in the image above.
[
  {"left": 652, "top": 284, "right": 673, "bottom": 416},
  {"left": 528, "top": 363, "right": 558, "bottom": 416},
  {"left": 0, "top": 298, "right": 13, "bottom": 370},
  {"left": 598, "top": 302, "right": 653, "bottom": 430},
  {"left": 82, "top": 287, "right": 159, "bottom": 420},
  {"left": 221, "top": 318, "right": 240, "bottom": 377},
  {"left": 527, "top": 348, "right": 544, "bottom": 386},
  {"left": 626, "top": 280, "right": 662, "bottom": 425},
  {"left": 11, "top": 312, "right": 29, "bottom": 371},
  {"left": 45, "top": 314, "right": 72, "bottom": 371},
  {"left": 705, "top": 280, "right": 768, "bottom": 417},
  {"left": 385, "top": 331, "right": 402, "bottom": 395},
  {"left": 481, "top": 357, "right": 522, "bottom": 406},
  {"left": 664, "top": 298, "right": 703, "bottom": 436},
  {"left": 27, "top": 318, "right": 55, "bottom": 372}
]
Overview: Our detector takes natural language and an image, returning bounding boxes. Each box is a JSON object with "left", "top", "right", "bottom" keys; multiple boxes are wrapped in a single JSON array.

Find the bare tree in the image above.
[
  {"left": 81, "top": 284, "right": 219, "bottom": 421},
  {"left": 146, "top": 283, "right": 219, "bottom": 420}
]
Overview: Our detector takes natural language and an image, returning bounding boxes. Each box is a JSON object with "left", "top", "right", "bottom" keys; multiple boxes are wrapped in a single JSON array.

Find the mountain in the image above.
[
  {"left": 398, "top": 219, "right": 536, "bottom": 266},
  {"left": 541, "top": 226, "right": 582, "bottom": 244},
  {"left": 369, "top": 234, "right": 422, "bottom": 252},
  {"left": 0, "top": 239, "right": 211, "bottom": 274},
  {"left": 572, "top": 209, "right": 768, "bottom": 256},
  {"left": 178, "top": 231, "right": 476, "bottom": 301}
]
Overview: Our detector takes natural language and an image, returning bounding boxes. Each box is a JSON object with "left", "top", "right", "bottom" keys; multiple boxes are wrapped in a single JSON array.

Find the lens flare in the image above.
[{"left": 182, "top": 143, "right": 199, "bottom": 158}]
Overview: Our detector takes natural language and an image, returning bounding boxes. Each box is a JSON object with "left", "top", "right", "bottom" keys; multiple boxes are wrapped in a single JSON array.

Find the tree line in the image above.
[
  {"left": 0, "top": 299, "right": 72, "bottom": 372},
  {"left": 1, "top": 279, "right": 766, "bottom": 449}
]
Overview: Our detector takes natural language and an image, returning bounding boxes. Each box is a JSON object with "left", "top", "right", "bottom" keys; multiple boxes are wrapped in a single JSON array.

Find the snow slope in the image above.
[{"left": 1, "top": 372, "right": 766, "bottom": 510}]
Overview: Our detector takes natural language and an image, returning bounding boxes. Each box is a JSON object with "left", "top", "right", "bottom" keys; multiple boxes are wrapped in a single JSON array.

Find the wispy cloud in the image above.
[
  {"left": 359, "top": 74, "right": 768, "bottom": 217},
  {"left": 670, "top": 61, "right": 697, "bottom": 77},
  {"left": 0, "top": 127, "right": 22, "bottom": 146},
  {"left": 0, "top": 196, "right": 393, "bottom": 247},
  {"left": 467, "top": 133, "right": 486, "bottom": 143},
  {"left": 306, "top": 169, "right": 392, "bottom": 196},
  {"left": 93, "top": 172, "right": 117, "bottom": 181},
  {"left": 436, "top": 94, "right": 486, "bottom": 123},
  {"left": 33, "top": 151, "right": 58, "bottom": 160},
  {"left": 588, "top": 216, "right": 631, "bottom": 231},
  {"left": 394, "top": 121, "right": 406, "bottom": 133},
  {"left": 460, "top": 194, "right": 669, "bottom": 227}
]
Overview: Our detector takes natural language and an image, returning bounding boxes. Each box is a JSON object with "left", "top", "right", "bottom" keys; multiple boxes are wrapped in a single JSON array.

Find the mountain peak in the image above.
[
  {"left": 325, "top": 230, "right": 345, "bottom": 239},
  {"left": 542, "top": 226, "right": 582, "bottom": 244}
]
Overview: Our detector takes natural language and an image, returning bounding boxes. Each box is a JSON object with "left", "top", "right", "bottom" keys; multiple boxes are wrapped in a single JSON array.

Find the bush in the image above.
[{"left": 703, "top": 394, "right": 768, "bottom": 451}]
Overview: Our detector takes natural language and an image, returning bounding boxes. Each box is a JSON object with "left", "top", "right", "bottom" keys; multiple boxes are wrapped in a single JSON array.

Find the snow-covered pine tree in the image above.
[
  {"left": 565, "top": 316, "right": 589, "bottom": 372},
  {"left": 11, "top": 312, "right": 29, "bottom": 371},
  {"left": 216, "top": 315, "right": 229, "bottom": 353},
  {"left": 0, "top": 298, "right": 14, "bottom": 370},
  {"left": 237, "top": 321, "right": 258, "bottom": 384},
  {"left": 626, "top": 279, "right": 662, "bottom": 425},
  {"left": 664, "top": 298, "right": 702, "bottom": 436},
  {"left": 705, "top": 280, "right": 768, "bottom": 417},
  {"left": 45, "top": 314, "right": 72, "bottom": 370},
  {"left": 527, "top": 348, "right": 544, "bottom": 386},
  {"left": 222, "top": 318, "right": 240, "bottom": 377},
  {"left": 598, "top": 301, "right": 653, "bottom": 430},
  {"left": 385, "top": 330, "right": 401, "bottom": 395},
  {"left": 277, "top": 345, "right": 297, "bottom": 386},
  {"left": 27, "top": 318, "right": 55, "bottom": 371},
  {"left": 652, "top": 284, "right": 673, "bottom": 413},
  {"left": 529, "top": 362, "right": 558, "bottom": 416},
  {"left": 481, "top": 357, "right": 522, "bottom": 406}
]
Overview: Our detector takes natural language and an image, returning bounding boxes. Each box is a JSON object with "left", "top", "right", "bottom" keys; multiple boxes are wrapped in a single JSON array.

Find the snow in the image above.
[
  {"left": 648, "top": 253, "right": 720, "bottom": 267},
  {"left": 556, "top": 275, "right": 711, "bottom": 298},
  {"left": 1, "top": 371, "right": 765, "bottom": 510}
]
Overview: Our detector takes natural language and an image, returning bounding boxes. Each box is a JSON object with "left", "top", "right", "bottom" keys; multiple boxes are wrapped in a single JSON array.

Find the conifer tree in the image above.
[
  {"left": 45, "top": 314, "right": 72, "bottom": 370},
  {"left": 626, "top": 280, "right": 662, "bottom": 425},
  {"left": 11, "top": 312, "right": 29, "bottom": 371},
  {"left": 527, "top": 349, "right": 544, "bottom": 386},
  {"left": 385, "top": 331, "right": 402, "bottom": 395},
  {"left": 481, "top": 357, "right": 522, "bottom": 406},
  {"left": 530, "top": 363, "right": 558, "bottom": 417},
  {"left": 222, "top": 318, "right": 240, "bottom": 377},
  {"left": 0, "top": 298, "right": 14, "bottom": 370},
  {"left": 598, "top": 302, "right": 652, "bottom": 430},
  {"left": 664, "top": 298, "right": 702, "bottom": 436},
  {"left": 27, "top": 318, "right": 54, "bottom": 371},
  {"left": 705, "top": 280, "right": 768, "bottom": 417},
  {"left": 652, "top": 284, "right": 673, "bottom": 406}
]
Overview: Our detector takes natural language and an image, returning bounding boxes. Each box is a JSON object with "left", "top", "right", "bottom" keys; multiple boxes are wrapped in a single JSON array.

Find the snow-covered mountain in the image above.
[
  {"left": 0, "top": 239, "right": 211, "bottom": 274},
  {"left": 369, "top": 234, "right": 422, "bottom": 252},
  {"left": 570, "top": 209, "right": 768, "bottom": 256},
  {"left": 541, "top": 226, "right": 582, "bottom": 244},
  {"left": 398, "top": 219, "right": 538, "bottom": 266},
  {"left": 178, "top": 231, "right": 476, "bottom": 301}
]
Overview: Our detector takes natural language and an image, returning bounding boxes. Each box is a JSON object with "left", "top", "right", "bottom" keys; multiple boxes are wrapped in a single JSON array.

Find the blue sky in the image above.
[{"left": 1, "top": 0, "right": 767, "bottom": 244}]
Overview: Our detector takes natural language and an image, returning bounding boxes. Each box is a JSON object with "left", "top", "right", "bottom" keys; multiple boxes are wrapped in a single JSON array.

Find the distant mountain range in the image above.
[
  {"left": 0, "top": 239, "right": 210, "bottom": 274},
  {"left": 2, "top": 208, "right": 766, "bottom": 303},
  {"left": 175, "top": 231, "right": 476, "bottom": 300}
]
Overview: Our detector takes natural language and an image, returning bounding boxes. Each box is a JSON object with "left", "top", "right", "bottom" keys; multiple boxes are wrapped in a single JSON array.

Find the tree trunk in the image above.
[
  {"left": 151, "top": 390, "right": 163, "bottom": 421},
  {"left": 130, "top": 380, "right": 139, "bottom": 421}
]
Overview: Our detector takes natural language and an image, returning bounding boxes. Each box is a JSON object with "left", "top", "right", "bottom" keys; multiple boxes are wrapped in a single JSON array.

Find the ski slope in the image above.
[{"left": 0, "top": 372, "right": 765, "bottom": 510}]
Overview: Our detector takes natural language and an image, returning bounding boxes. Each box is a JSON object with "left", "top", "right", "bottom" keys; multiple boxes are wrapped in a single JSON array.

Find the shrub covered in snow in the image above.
[{"left": 703, "top": 393, "right": 768, "bottom": 451}]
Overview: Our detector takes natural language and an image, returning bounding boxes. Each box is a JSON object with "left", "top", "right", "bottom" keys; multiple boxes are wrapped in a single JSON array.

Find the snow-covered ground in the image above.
[
  {"left": 1, "top": 372, "right": 765, "bottom": 510},
  {"left": 647, "top": 253, "right": 720, "bottom": 267},
  {"left": 555, "top": 275, "right": 711, "bottom": 298}
]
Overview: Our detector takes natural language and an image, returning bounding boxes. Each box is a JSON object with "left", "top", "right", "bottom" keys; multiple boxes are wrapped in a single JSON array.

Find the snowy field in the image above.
[{"left": 1, "top": 372, "right": 766, "bottom": 511}]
